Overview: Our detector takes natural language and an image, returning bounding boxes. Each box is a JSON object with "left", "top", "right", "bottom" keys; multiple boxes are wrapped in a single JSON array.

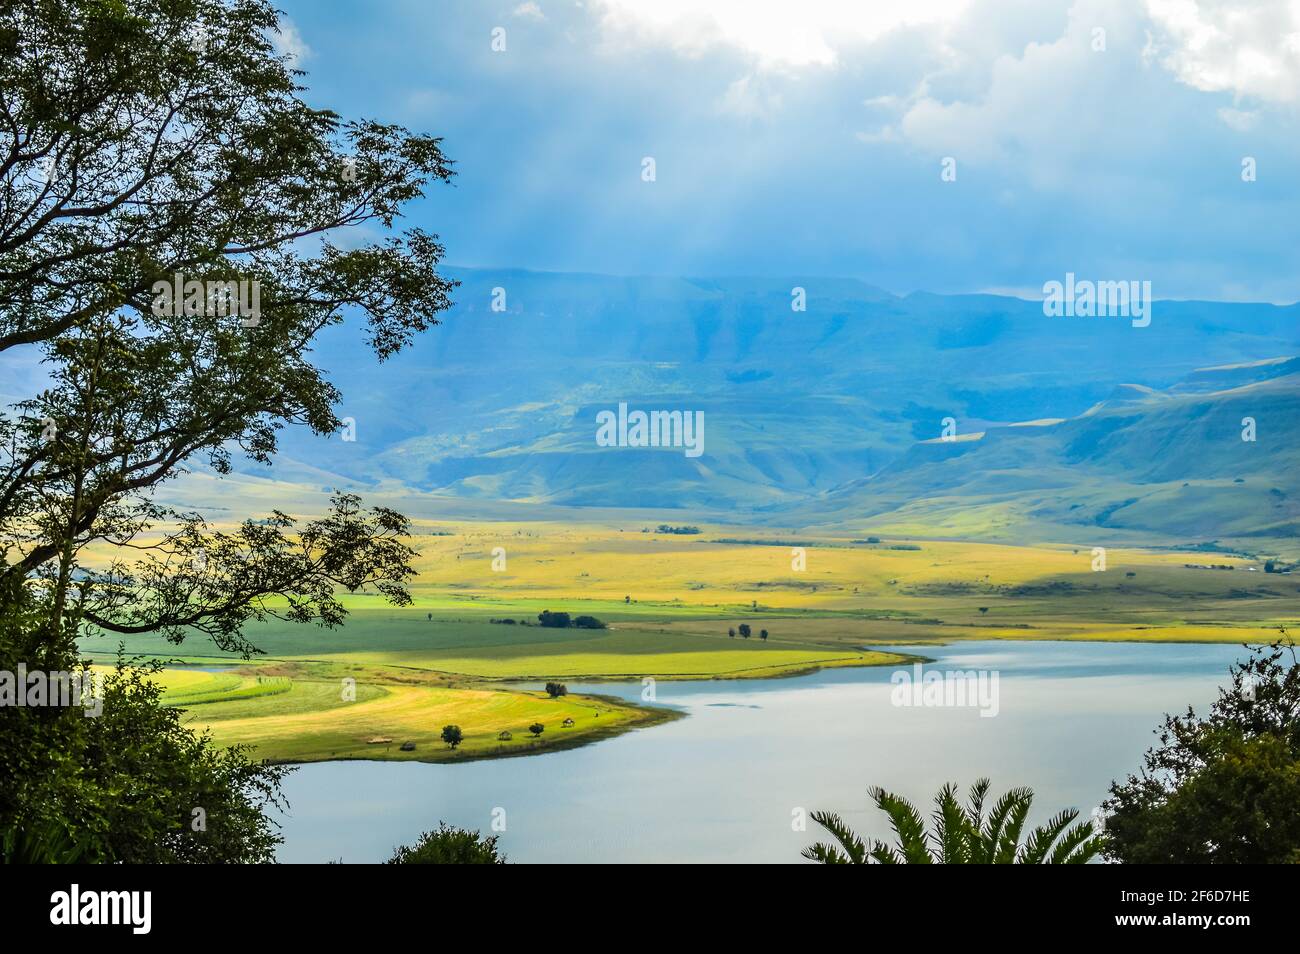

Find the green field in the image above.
[
  {"left": 146, "top": 667, "right": 676, "bottom": 763},
  {"left": 80, "top": 521, "right": 1298, "bottom": 766}
]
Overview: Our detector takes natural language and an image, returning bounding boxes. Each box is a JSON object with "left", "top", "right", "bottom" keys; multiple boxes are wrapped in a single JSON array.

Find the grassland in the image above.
[{"left": 81, "top": 519, "right": 1298, "bottom": 765}]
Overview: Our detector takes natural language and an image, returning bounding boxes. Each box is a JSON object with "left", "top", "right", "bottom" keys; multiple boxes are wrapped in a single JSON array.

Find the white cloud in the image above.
[
  {"left": 1145, "top": 0, "right": 1300, "bottom": 102},
  {"left": 512, "top": 2, "right": 546, "bottom": 20},
  {"left": 271, "top": 17, "right": 311, "bottom": 66},
  {"left": 1217, "top": 105, "right": 1259, "bottom": 128},
  {"left": 876, "top": 2, "right": 1135, "bottom": 173},
  {"left": 717, "top": 74, "right": 784, "bottom": 118},
  {"left": 592, "top": 0, "right": 972, "bottom": 67}
]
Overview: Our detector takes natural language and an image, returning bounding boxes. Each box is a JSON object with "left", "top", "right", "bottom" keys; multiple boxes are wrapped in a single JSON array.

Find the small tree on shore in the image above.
[
  {"left": 440, "top": 725, "right": 463, "bottom": 749},
  {"left": 529, "top": 723, "right": 544, "bottom": 738},
  {"left": 545, "top": 682, "right": 567, "bottom": 698}
]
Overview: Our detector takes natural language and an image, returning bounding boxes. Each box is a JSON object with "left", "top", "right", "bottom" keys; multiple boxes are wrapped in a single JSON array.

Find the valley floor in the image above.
[{"left": 82, "top": 521, "right": 1298, "bottom": 765}]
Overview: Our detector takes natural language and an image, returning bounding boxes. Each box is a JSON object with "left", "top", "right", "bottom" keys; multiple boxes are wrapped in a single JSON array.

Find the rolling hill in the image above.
[{"left": 193, "top": 268, "right": 1298, "bottom": 542}]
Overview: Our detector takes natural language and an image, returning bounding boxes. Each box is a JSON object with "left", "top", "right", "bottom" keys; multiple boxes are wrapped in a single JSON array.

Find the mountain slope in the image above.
[{"left": 233, "top": 268, "right": 1299, "bottom": 535}]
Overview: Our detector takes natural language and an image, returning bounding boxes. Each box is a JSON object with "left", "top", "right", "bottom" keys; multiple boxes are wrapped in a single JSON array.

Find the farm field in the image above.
[{"left": 81, "top": 519, "right": 1298, "bottom": 766}]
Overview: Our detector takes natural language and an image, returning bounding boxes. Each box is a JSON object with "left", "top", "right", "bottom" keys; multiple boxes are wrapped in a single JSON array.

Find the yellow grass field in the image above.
[{"left": 83, "top": 517, "right": 1296, "bottom": 765}]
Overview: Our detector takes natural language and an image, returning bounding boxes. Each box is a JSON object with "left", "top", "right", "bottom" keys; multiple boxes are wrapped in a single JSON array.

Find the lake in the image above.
[{"left": 273, "top": 640, "right": 1251, "bottom": 863}]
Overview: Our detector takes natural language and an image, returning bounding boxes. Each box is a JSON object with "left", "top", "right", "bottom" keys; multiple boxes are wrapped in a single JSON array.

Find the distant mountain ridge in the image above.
[{"left": 247, "top": 268, "right": 1300, "bottom": 541}]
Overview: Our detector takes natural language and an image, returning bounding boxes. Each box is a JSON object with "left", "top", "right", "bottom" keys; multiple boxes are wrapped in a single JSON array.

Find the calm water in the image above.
[{"left": 273, "top": 640, "right": 1251, "bottom": 863}]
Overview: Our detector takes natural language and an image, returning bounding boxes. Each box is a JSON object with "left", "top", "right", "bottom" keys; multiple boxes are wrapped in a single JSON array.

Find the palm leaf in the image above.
[
  {"left": 1019, "top": 808, "right": 1077, "bottom": 864},
  {"left": 871, "top": 786, "right": 933, "bottom": 864},
  {"left": 933, "top": 782, "right": 973, "bottom": 863},
  {"left": 806, "top": 810, "right": 869, "bottom": 864},
  {"left": 1049, "top": 818, "right": 1103, "bottom": 864},
  {"left": 992, "top": 794, "right": 1033, "bottom": 864},
  {"left": 976, "top": 787, "right": 1030, "bottom": 863},
  {"left": 965, "top": 777, "right": 992, "bottom": 830},
  {"left": 801, "top": 842, "right": 852, "bottom": 864},
  {"left": 869, "top": 841, "right": 904, "bottom": 864}
]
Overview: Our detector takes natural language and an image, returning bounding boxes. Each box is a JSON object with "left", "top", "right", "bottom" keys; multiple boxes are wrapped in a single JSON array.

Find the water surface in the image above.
[{"left": 274, "top": 640, "right": 1250, "bottom": 863}]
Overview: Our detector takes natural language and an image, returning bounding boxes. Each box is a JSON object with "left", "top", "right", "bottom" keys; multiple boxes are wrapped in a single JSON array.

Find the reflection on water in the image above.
[{"left": 274, "top": 640, "right": 1250, "bottom": 863}]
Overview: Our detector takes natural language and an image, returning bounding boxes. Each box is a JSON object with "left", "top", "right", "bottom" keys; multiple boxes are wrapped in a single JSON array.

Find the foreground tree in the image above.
[
  {"left": 803, "top": 779, "right": 1103, "bottom": 864},
  {"left": 1, "top": 581, "right": 284, "bottom": 862},
  {"left": 386, "top": 823, "right": 506, "bottom": 864},
  {"left": 1, "top": 0, "right": 453, "bottom": 650},
  {"left": 0, "top": 0, "right": 454, "bottom": 860},
  {"left": 1104, "top": 635, "right": 1300, "bottom": 863},
  {"left": 440, "top": 725, "right": 463, "bottom": 750}
]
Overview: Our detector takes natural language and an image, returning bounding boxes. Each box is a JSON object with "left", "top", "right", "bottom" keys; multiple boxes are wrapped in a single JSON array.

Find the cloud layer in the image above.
[{"left": 278, "top": 0, "right": 1300, "bottom": 301}]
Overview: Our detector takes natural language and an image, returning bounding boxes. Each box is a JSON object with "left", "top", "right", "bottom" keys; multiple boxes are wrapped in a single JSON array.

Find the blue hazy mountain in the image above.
[{"left": 262, "top": 268, "right": 1299, "bottom": 538}]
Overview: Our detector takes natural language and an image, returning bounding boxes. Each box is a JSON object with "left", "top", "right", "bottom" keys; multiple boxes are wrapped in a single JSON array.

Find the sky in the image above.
[{"left": 274, "top": 1, "right": 1293, "bottom": 300}]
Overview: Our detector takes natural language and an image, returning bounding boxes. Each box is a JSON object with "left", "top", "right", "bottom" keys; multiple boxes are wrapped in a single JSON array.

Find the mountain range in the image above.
[{"left": 241, "top": 268, "right": 1299, "bottom": 544}]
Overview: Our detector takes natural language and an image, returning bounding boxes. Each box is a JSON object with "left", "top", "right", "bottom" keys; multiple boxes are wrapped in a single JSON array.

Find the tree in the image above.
[
  {"left": 728, "top": 627, "right": 736, "bottom": 638},
  {"left": 544, "top": 682, "right": 567, "bottom": 698},
  {"left": 537, "top": 610, "right": 570, "bottom": 628},
  {"left": 1, "top": 0, "right": 453, "bottom": 655},
  {"left": 738, "top": 623, "right": 751, "bottom": 639},
  {"left": 572, "top": 615, "right": 606, "bottom": 629},
  {"left": 1104, "top": 635, "right": 1300, "bottom": 863},
  {"left": 978, "top": 607, "right": 989, "bottom": 615},
  {"left": 760, "top": 629, "right": 768, "bottom": 640},
  {"left": 440, "top": 725, "right": 463, "bottom": 749},
  {"left": 1264, "top": 560, "right": 1276, "bottom": 573},
  {"left": 385, "top": 823, "right": 505, "bottom": 864},
  {"left": 803, "top": 779, "right": 1102, "bottom": 864},
  {"left": 528, "top": 723, "right": 544, "bottom": 738},
  {"left": 0, "top": 598, "right": 285, "bottom": 863},
  {"left": 0, "top": 0, "right": 454, "bottom": 861}
]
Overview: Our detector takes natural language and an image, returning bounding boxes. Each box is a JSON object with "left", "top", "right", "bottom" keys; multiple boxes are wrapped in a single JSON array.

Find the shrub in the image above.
[{"left": 386, "top": 823, "right": 505, "bottom": 864}]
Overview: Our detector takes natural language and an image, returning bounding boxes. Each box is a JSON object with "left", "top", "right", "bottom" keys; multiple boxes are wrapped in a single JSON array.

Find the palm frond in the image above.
[
  {"left": 993, "top": 794, "right": 1033, "bottom": 864},
  {"left": 966, "top": 777, "right": 992, "bottom": 830},
  {"left": 871, "top": 786, "right": 933, "bottom": 864},
  {"left": 869, "top": 840, "right": 903, "bottom": 864},
  {"left": 933, "top": 782, "right": 973, "bottom": 863},
  {"left": 1049, "top": 818, "right": 1104, "bottom": 864},
  {"left": 976, "top": 786, "right": 1031, "bottom": 863},
  {"left": 1019, "top": 808, "right": 1078, "bottom": 864},
  {"left": 807, "top": 810, "right": 869, "bottom": 864},
  {"left": 801, "top": 842, "right": 852, "bottom": 864}
]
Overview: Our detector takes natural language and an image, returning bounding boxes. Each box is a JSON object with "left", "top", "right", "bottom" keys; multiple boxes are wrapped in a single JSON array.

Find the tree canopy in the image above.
[{"left": 0, "top": 0, "right": 454, "bottom": 861}]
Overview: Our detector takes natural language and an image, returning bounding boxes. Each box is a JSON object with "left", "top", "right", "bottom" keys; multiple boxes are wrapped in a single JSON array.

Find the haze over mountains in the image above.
[{"left": 252, "top": 267, "right": 1299, "bottom": 543}]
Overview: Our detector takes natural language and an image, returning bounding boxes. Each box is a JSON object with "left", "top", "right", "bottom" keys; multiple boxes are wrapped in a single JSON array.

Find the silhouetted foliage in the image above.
[
  {"left": 386, "top": 823, "right": 505, "bottom": 864},
  {"left": 804, "top": 779, "right": 1102, "bottom": 864},
  {"left": 1104, "top": 632, "right": 1300, "bottom": 863}
]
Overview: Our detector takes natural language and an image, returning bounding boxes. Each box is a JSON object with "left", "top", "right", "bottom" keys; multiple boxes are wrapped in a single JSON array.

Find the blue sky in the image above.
[{"left": 275, "top": 0, "right": 1300, "bottom": 301}]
